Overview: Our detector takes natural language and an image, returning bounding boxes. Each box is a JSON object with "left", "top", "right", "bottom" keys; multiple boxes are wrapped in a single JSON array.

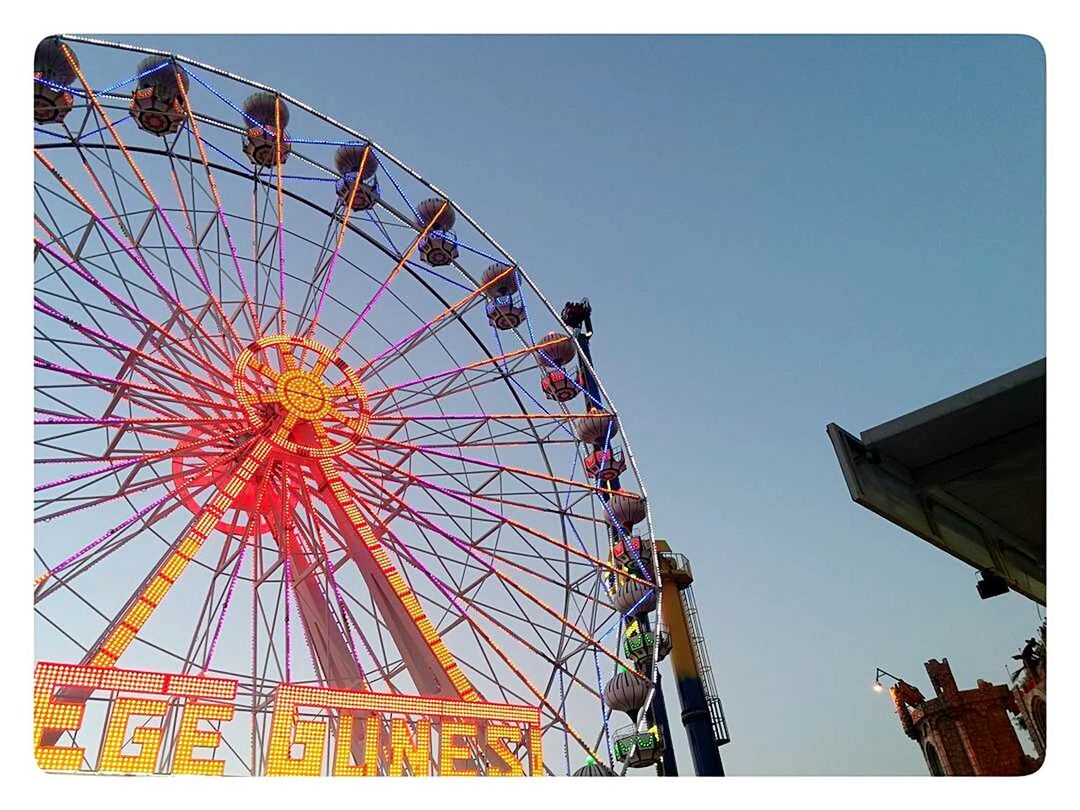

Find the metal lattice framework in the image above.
[{"left": 33, "top": 36, "right": 668, "bottom": 775}]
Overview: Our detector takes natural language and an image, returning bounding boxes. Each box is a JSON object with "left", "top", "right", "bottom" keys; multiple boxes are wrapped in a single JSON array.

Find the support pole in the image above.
[
  {"left": 656, "top": 545, "right": 728, "bottom": 775},
  {"left": 660, "top": 579, "right": 725, "bottom": 775}
]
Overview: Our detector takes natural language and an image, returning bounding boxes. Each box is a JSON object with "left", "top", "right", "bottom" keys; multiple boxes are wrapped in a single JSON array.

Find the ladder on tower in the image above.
[{"left": 679, "top": 584, "right": 731, "bottom": 746}]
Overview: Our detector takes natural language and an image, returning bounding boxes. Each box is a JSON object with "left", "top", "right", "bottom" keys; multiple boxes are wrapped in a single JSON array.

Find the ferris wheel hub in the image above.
[
  {"left": 276, "top": 369, "right": 332, "bottom": 420},
  {"left": 233, "top": 333, "right": 370, "bottom": 459}
]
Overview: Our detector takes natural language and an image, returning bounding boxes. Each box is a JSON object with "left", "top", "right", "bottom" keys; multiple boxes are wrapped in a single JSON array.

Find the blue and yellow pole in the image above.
[{"left": 656, "top": 541, "right": 725, "bottom": 775}]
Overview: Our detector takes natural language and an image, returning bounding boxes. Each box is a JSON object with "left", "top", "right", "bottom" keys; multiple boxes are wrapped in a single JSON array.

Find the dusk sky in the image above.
[{"left": 82, "top": 34, "right": 1045, "bottom": 775}]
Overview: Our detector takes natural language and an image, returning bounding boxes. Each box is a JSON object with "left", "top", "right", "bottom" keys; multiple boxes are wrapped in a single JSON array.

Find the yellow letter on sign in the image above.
[
  {"left": 486, "top": 724, "right": 525, "bottom": 776},
  {"left": 34, "top": 663, "right": 90, "bottom": 771},
  {"left": 266, "top": 687, "right": 327, "bottom": 776},
  {"left": 388, "top": 718, "right": 430, "bottom": 776},
  {"left": 440, "top": 720, "right": 479, "bottom": 776},
  {"left": 333, "top": 714, "right": 381, "bottom": 776},
  {"left": 172, "top": 701, "right": 234, "bottom": 775},
  {"left": 98, "top": 697, "right": 168, "bottom": 773}
]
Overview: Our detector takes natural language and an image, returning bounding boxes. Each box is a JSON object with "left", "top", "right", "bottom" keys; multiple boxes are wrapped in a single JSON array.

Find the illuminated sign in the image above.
[{"left": 34, "top": 662, "right": 542, "bottom": 776}]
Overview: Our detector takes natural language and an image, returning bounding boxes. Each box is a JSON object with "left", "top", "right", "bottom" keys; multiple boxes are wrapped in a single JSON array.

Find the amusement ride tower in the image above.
[{"left": 561, "top": 299, "right": 731, "bottom": 776}]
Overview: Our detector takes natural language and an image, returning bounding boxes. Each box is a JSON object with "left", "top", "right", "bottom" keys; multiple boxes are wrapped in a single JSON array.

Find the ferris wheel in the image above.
[{"left": 33, "top": 35, "right": 672, "bottom": 777}]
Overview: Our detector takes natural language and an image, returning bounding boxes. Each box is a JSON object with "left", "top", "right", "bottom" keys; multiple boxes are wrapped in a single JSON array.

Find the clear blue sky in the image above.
[{"left": 96, "top": 34, "right": 1045, "bottom": 774}]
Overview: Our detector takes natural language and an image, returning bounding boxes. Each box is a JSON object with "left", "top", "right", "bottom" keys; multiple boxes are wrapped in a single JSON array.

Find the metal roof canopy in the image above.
[{"left": 827, "top": 359, "right": 1045, "bottom": 604}]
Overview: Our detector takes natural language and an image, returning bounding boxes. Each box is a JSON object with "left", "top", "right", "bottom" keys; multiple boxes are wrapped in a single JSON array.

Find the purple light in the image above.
[
  {"left": 203, "top": 542, "right": 248, "bottom": 672},
  {"left": 40, "top": 490, "right": 173, "bottom": 575}
]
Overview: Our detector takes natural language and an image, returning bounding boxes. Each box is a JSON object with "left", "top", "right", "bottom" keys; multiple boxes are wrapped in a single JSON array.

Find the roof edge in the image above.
[{"left": 862, "top": 358, "right": 1045, "bottom": 446}]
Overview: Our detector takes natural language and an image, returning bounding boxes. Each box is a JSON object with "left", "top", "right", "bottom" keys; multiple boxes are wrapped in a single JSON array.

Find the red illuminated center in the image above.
[{"left": 233, "top": 334, "right": 370, "bottom": 459}]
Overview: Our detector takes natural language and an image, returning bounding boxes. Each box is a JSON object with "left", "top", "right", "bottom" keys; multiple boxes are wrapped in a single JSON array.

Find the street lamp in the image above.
[{"left": 872, "top": 667, "right": 905, "bottom": 694}]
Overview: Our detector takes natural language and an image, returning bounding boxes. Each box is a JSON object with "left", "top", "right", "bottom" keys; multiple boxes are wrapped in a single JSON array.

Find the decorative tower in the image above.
[
  {"left": 1010, "top": 625, "right": 1046, "bottom": 761},
  {"left": 891, "top": 658, "right": 1040, "bottom": 775}
]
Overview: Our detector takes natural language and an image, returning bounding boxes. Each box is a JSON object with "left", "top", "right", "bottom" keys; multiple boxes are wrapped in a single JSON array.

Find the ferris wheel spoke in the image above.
[
  {"left": 33, "top": 216, "right": 116, "bottom": 339},
  {"left": 56, "top": 46, "right": 249, "bottom": 356},
  {"left": 35, "top": 468, "right": 204, "bottom": 550},
  {"left": 346, "top": 444, "right": 644, "bottom": 589},
  {"left": 454, "top": 634, "right": 546, "bottom": 710},
  {"left": 337, "top": 463, "right": 496, "bottom": 598},
  {"left": 34, "top": 232, "right": 235, "bottom": 381},
  {"left": 343, "top": 480, "right": 594, "bottom": 708},
  {"left": 83, "top": 436, "right": 274, "bottom": 670},
  {"left": 339, "top": 448, "right": 610, "bottom": 540},
  {"left": 306, "top": 145, "right": 370, "bottom": 337},
  {"left": 365, "top": 334, "right": 563, "bottom": 403},
  {"left": 173, "top": 71, "right": 262, "bottom": 337},
  {"left": 354, "top": 492, "right": 598, "bottom": 767},
  {"left": 34, "top": 356, "right": 241, "bottom": 419},
  {"left": 35, "top": 382, "right": 211, "bottom": 427},
  {"left": 36, "top": 483, "right": 194, "bottom": 598},
  {"left": 252, "top": 562, "right": 292, "bottom": 693},
  {"left": 357, "top": 263, "right": 515, "bottom": 382},
  {"left": 362, "top": 412, "right": 581, "bottom": 450},
  {"left": 79, "top": 148, "right": 192, "bottom": 310},
  {"left": 310, "top": 454, "right": 479, "bottom": 702},
  {"left": 34, "top": 424, "right": 258, "bottom": 532},
  {"left": 36, "top": 450, "right": 222, "bottom": 525},
  {"left": 252, "top": 179, "right": 278, "bottom": 330},
  {"left": 33, "top": 185, "right": 82, "bottom": 259},
  {"left": 34, "top": 297, "right": 237, "bottom": 404},
  {"left": 361, "top": 434, "right": 638, "bottom": 519},
  {"left": 34, "top": 412, "right": 237, "bottom": 429},
  {"left": 360, "top": 352, "right": 542, "bottom": 417},
  {"left": 271, "top": 97, "right": 289, "bottom": 335},
  {"left": 427, "top": 418, "right": 573, "bottom": 449},
  {"left": 332, "top": 200, "right": 448, "bottom": 356},
  {"left": 341, "top": 466, "right": 522, "bottom": 617},
  {"left": 371, "top": 411, "right": 605, "bottom": 425},
  {"left": 72, "top": 132, "right": 144, "bottom": 245},
  {"left": 33, "top": 442, "right": 237, "bottom": 491},
  {"left": 165, "top": 504, "right": 252, "bottom": 677},
  {"left": 354, "top": 487, "right": 608, "bottom": 621},
  {"left": 35, "top": 150, "right": 225, "bottom": 362},
  {"left": 33, "top": 356, "right": 236, "bottom": 455},
  {"left": 290, "top": 215, "right": 338, "bottom": 338},
  {"left": 346, "top": 490, "right": 604, "bottom": 708},
  {"left": 165, "top": 162, "right": 256, "bottom": 337},
  {"left": 34, "top": 419, "right": 251, "bottom": 494},
  {"left": 34, "top": 244, "right": 235, "bottom": 399},
  {"left": 340, "top": 461, "right": 629, "bottom": 680},
  {"left": 32, "top": 320, "right": 222, "bottom": 404},
  {"left": 341, "top": 457, "right": 604, "bottom": 578}
]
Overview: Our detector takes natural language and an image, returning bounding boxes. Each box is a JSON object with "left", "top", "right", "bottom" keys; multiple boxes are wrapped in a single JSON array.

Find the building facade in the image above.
[{"left": 891, "top": 657, "right": 1043, "bottom": 775}]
